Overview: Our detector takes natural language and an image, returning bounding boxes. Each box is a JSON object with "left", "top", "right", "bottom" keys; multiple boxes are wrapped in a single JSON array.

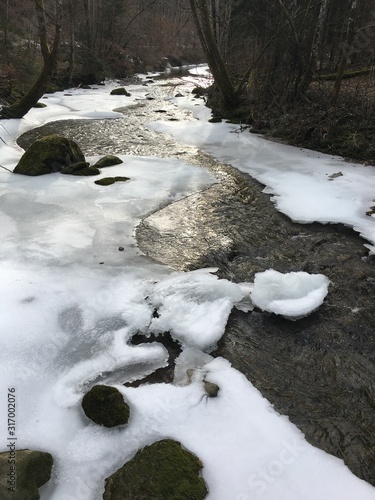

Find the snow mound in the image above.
[{"left": 251, "top": 270, "right": 329, "bottom": 319}]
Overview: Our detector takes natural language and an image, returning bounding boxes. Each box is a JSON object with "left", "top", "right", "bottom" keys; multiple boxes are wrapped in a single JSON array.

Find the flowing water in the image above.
[{"left": 18, "top": 78, "right": 375, "bottom": 486}]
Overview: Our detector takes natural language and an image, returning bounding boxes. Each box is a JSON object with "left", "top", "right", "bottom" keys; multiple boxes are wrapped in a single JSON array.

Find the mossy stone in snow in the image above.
[
  {"left": 32, "top": 102, "right": 47, "bottom": 108},
  {"left": 13, "top": 134, "right": 85, "bottom": 176},
  {"left": 71, "top": 166, "right": 100, "bottom": 176},
  {"left": 103, "top": 439, "right": 208, "bottom": 500},
  {"left": 0, "top": 449, "right": 53, "bottom": 500},
  {"left": 94, "top": 176, "right": 130, "bottom": 186},
  {"left": 93, "top": 155, "right": 123, "bottom": 168},
  {"left": 110, "top": 87, "right": 131, "bottom": 96},
  {"left": 82, "top": 385, "right": 130, "bottom": 427},
  {"left": 61, "top": 161, "right": 90, "bottom": 174}
]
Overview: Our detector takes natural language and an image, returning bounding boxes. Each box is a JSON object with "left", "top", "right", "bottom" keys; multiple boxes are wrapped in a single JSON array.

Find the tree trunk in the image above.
[{"left": 0, "top": 0, "right": 61, "bottom": 119}]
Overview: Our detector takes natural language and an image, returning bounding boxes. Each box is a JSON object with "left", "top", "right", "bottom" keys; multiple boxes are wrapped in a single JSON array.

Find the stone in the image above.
[
  {"left": 110, "top": 87, "right": 131, "bottom": 96},
  {"left": 94, "top": 176, "right": 129, "bottom": 186},
  {"left": 32, "top": 102, "right": 47, "bottom": 108},
  {"left": 81, "top": 385, "right": 130, "bottom": 427},
  {"left": 13, "top": 134, "right": 85, "bottom": 176},
  {"left": 204, "top": 381, "right": 220, "bottom": 398},
  {"left": 71, "top": 167, "right": 100, "bottom": 176},
  {"left": 0, "top": 449, "right": 53, "bottom": 500},
  {"left": 61, "top": 162, "right": 90, "bottom": 174},
  {"left": 92, "top": 155, "right": 123, "bottom": 169},
  {"left": 209, "top": 117, "right": 222, "bottom": 123},
  {"left": 103, "top": 439, "right": 208, "bottom": 500}
]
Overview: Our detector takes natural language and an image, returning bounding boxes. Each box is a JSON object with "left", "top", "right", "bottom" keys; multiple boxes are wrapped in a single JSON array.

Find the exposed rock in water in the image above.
[
  {"left": 110, "top": 87, "right": 131, "bottom": 96},
  {"left": 136, "top": 156, "right": 375, "bottom": 486},
  {"left": 94, "top": 176, "right": 130, "bottom": 186},
  {"left": 103, "top": 439, "right": 208, "bottom": 500},
  {"left": 0, "top": 449, "right": 53, "bottom": 499},
  {"left": 204, "top": 380, "right": 220, "bottom": 398},
  {"left": 71, "top": 166, "right": 100, "bottom": 176},
  {"left": 61, "top": 161, "right": 90, "bottom": 174},
  {"left": 81, "top": 385, "right": 130, "bottom": 427},
  {"left": 93, "top": 155, "right": 123, "bottom": 169},
  {"left": 13, "top": 134, "right": 85, "bottom": 176}
]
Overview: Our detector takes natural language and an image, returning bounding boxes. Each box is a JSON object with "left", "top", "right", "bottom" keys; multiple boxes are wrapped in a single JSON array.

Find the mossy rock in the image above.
[
  {"left": 0, "top": 449, "right": 53, "bottom": 500},
  {"left": 61, "top": 162, "right": 90, "bottom": 174},
  {"left": 110, "top": 87, "right": 131, "bottom": 96},
  {"left": 13, "top": 134, "right": 85, "bottom": 176},
  {"left": 32, "top": 102, "right": 47, "bottom": 109},
  {"left": 72, "top": 167, "right": 100, "bottom": 176},
  {"left": 82, "top": 385, "right": 130, "bottom": 427},
  {"left": 94, "top": 176, "right": 130, "bottom": 186},
  {"left": 93, "top": 155, "right": 123, "bottom": 168},
  {"left": 103, "top": 439, "right": 208, "bottom": 500}
]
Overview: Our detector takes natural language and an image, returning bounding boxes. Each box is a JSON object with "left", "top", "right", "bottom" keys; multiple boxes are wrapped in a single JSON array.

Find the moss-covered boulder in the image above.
[
  {"left": 71, "top": 167, "right": 100, "bottom": 176},
  {"left": 13, "top": 134, "right": 85, "bottom": 176},
  {"left": 103, "top": 439, "right": 208, "bottom": 500},
  {"left": 93, "top": 155, "right": 123, "bottom": 169},
  {"left": 110, "top": 87, "right": 131, "bottom": 96},
  {"left": 32, "top": 102, "right": 47, "bottom": 109},
  {"left": 94, "top": 176, "right": 130, "bottom": 186},
  {"left": 0, "top": 449, "right": 53, "bottom": 500},
  {"left": 82, "top": 385, "right": 130, "bottom": 427}
]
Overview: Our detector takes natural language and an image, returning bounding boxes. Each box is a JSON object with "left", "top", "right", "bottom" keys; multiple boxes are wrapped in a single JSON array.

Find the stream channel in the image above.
[{"left": 18, "top": 76, "right": 375, "bottom": 486}]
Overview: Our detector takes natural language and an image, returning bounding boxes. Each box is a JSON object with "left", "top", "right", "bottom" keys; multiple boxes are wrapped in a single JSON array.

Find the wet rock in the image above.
[
  {"left": 82, "top": 385, "right": 130, "bottom": 427},
  {"left": 94, "top": 176, "right": 129, "bottom": 186},
  {"left": 92, "top": 155, "right": 123, "bottom": 168},
  {"left": 204, "top": 380, "right": 220, "bottom": 397},
  {"left": 103, "top": 439, "right": 208, "bottom": 500},
  {"left": 13, "top": 134, "right": 85, "bottom": 176},
  {"left": 209, "top": 117, "right": 222, "bottom": 123},
  {"left": 110, "top": 87, "right": 130, "bottom": 96},
  {"left": 175, "top": 93, "right": 184, "bottom": 97},
  {"left": 0, "top": 449, "right": 53, "bottom": 499},
  {"left": 32, "top": 102, "right": 47, "bottom": 108},
  {"left": 61, "top": 161, "right": 90, "bottom": 174},
  {"left": 72, "top": 166, "right": 100, "bottom": 176}
]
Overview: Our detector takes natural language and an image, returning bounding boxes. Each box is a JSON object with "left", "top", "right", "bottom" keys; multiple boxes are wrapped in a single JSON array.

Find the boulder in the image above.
[
  {"left": 92, "top": 155, "right": 123, "bottom": 169},
  {"left": 0, "top": 449, "right": 53, "bottom": 500},
  {"left": 13, "top": 134, "right": 85, "bottom": 176},
  {"left": 110, "top": 87, "right": 131, "bottom": 96},
  {"left": 82, "top": 385, "right": 130, "bottom": 427},
  {"left": 71, "top": 167, "right": 100, "bottom": 176},
  {"left": 61, "top": 161, "right": 90, "bottom": 174},
  {"left": 103, "top": 439, "right": 208, "bottom": 500}
]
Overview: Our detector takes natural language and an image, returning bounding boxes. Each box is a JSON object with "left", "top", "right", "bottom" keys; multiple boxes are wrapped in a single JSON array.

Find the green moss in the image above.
[
  {"left": 82, "top": 385, "right": 130, "bottom": 427},
  {"left": 93, "top": 155, "right": 124, "bottom": 168},
  {"left": 0, "top": 449, "right": 53, "bottom": 500},
  {"left": 32, "top": 102, "right": 47, "bottom": 108},
  {"left": 94, "top": 176, "right": 130, "bottom": 186},
  {"left": 103, "top": 439, "right": 208, "bottom": 500},
  {"left": 110, "top": 87, "right": 131, "bottom": 96},
  {"left": 13, "top": 134, "right": 85, "bottom": 176}
]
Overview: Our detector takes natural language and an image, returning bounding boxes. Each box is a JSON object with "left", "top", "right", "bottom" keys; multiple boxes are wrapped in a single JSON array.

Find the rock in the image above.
[
  {"left": 71, "top": 167, "right": 100, "bottom": 176},
  {"left": 110, "top": 87, "right": 131, "bottom": 96},
  {"left": 61, "top": 161, "right": 90, "bottom": 174},
  {"left": 94, "top": 176, "right": 129, "bottom": 186},
  {"left": 191, "top": 87, "right": 206, "bottom": 97},
  {"left": 13, "top": 134, "right": 85, "bottom": 176},
  {"left": 204, "top": 381, "right": 220, "bottom": 398},
  {"left": 175, "top": 93, "right": 184, "bottom": 98},
  {"left": 103, "top": 439, "right": 208, "bottom": 500},
  {"left": 0, "top": 449, "right": 53, "bottom": 500},
  {"left": 209, "top": 117, "right": 222, "bottom": 123},
  {"left": 32, "top": 102, "right": 47, "bottom": 108},
  {"left": 92, "top": 155, "right": 123, "bottom": 169},
  {"left": 82, "top": 385, "right": 130, "bottom": 427}
]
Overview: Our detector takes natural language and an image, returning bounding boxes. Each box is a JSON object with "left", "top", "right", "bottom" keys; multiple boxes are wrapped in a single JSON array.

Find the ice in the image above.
[
  {"left": 0, "top": 80, "right": 374, "bottom": 500},
  {"left": 148, "top": 268, "right": 245, "bottom": 351},
  {"left": 250, "top": 270, "right": 330, "bottom": 319}
]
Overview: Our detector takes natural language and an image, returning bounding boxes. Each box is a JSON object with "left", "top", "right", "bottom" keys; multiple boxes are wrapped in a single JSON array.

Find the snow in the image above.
[
  {"left": 250, "top": 270, "right": 330, "bottom": 319},
  {"left": 0, "top": 79, "right": 374, "bottom": 500}
]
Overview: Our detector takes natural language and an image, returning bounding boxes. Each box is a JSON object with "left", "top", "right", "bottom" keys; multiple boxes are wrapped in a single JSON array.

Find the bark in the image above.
[{"left": 0, "top": 0, "right": 61, "bottom": 119}]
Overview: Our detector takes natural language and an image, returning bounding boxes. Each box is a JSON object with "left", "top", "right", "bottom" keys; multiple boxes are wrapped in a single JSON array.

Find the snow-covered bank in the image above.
[
  {"left": 0, "top": 79, "right": 374, "bottom": 499},
  {"left": 148, "top": 94, "right": 375, "bottom": 254}
]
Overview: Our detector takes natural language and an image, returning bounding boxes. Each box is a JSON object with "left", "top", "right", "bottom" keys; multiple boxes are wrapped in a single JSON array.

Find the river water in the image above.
[{"left": 18, "top": 78, "right": 375, "bottom": 486}]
